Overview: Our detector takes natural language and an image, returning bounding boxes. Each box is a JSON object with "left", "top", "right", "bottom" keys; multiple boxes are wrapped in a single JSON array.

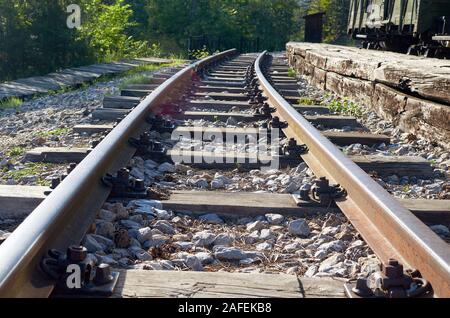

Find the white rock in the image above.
[
  {"left": 214, "top": 246, "right": 247, "bottom": 260},
  {"left": 321, "top": 226, "right": 340, "bottom": 236},
  {"left": 265, "top": 213, "right": 284, "bottom": 225},
  {"left": 159, "top": 260, "right": 175, "bottom": 270},
  {"left": 152, "top": 208, "right": 172, "bottom": 220},
  {"left": 153, "top": 220, "right": 175, "bottom": 234},
  {"left": 283, "top": 242, "right": 302, "bottom": 252},
  {"left": 193, "top": 230, "right": 216, "bottom": 247},
  {"left": 304, "top": 265, "right": 318, "bottom": 277},
  {"left": 288, "top": 219, "right": 310, "bottom": 237},
  {"left": 127, "top": 200, "right": 163, "bottom": 213},
  {"left": 317, "top": 240, "right": 345, "bottom": 253},
  {"left": 130, "top": 167, "right": 145, "bottom": 180},
  {"left": 144, "top": 159, "right": 158, "bottom": 169},
  {"left": 199, "top": 213, "right": 224, "bottom": 224},
  {"left": 244, "top": 231, "right": 260, "bottom": 244},
  {"left": 174, "top": 241, "right": 194, "bottom": 250},
  {"left": 90, "top": 234, "right": 114, "bottom": 250},
  {"left": 143, "top": 234, "right": 169, "bottom": 248},
  {"left": 175, "top": 163, "right": 190, "bottom": 173},
  {"left": 120, "top": 220, "right": 141, "bottom": 229},
  {"left": 282, "top": 182, "right": 299, "bottom": 194},
  {"left": 314, "top": 249, "right": 328, "bottom": 260},
  {"left": 213, "top": 233, "right": 235, "bottom": 246},
  {"left": 98, "top": 209, "right": 116, "bottom": 222},
  {"left": 185, "top": 256, "right": 203, "bottom": 271},
  {"left": 293, "top": 163, "right": 307, "bottom": 174},
  {"left": 96, "top": 221, "right": 115, "bottom": 239},
  {"left": 259, "top": 229, "right": 276, "bottom": 241},
  {"left": 246, "top": 220, "right": 266, "bottom": 232},
  {"left": 195, "top": 252, "right": 215, "bottom": 265},
  {"left": 211, "top": 179, "right": 224, "bottom": 189},
  {"left": 96, "top": 254, "right": 117, "bottom": 266},
  {"left": 143, "top": 261, "right": 163, "bottom": 270},
  {"left": 129, "top": 214, "right": 144, "bottom": 224},
  {"left": 226, "top": 117, "right": 237, "bottom": 126},
  {"left": 158, "top": 162, "right": 176, "bottom": 173},
  {"left": 256, "top": 242, "right": 272, "bottom": 251},
  {"left": 135, "top": 250, "right": 153, "bottom": 261},
  {"left": 318, "top": 253, "right": 345, "bottom": 272},
  {"left": 280, "top": 175, "right": 292, "bottom": 186},
  {"left": 83, "top": 234, "right": 103, "bottom": 253},
  {"left": 137, "top": 227, "right": 153, "bottom": 243},
  {"left": 193, "top": 178, "right": 208, "bottom": 188}
]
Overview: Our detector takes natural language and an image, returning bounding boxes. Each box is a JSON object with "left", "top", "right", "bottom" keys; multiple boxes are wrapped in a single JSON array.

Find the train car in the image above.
[{"left": 347, "top": 0, "right": 450, "bottom": 57}]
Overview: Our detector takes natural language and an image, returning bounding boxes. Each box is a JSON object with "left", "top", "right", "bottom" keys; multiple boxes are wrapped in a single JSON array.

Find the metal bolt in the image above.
[
  {"left": 134, "top": 179, "right": 145, "bottom": 192},
  {"left": 50, "top": 177, "right": 61, "bottom": 189},
  {"left": 94, "top": 263, "right": 114, "bottom": 285},
  {"left": 67, "top": 163, "right": 77, "bottom": 174},
  {"left": 67, "top": 245, "right": 87, "bottom": 263},
  {"left": 117, "top": 168, "right": 130, "bottom": 181},
  {"left": 352, "top": 278, "right": 373, "bottom": 297}
]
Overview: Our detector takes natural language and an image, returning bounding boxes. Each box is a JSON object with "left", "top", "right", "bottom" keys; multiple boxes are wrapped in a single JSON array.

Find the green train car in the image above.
[{"left": 347, "top": 0, "right": 450, "bottom": 56}]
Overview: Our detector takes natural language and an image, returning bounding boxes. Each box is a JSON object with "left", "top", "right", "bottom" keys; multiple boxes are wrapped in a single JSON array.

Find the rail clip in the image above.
[
  {"left": 40, "top": 245, "right": 119, "bottom": 297},
  {"left": 344, "top": 259, "right": 431, "bottom": 298}
]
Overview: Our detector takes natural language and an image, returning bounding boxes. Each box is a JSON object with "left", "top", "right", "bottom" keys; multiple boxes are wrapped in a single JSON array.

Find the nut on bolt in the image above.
[{"left": 67, "top": 245, "right": 88, "bottom": 263}]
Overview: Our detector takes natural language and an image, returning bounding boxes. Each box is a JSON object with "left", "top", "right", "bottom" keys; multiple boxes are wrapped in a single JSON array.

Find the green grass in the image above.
[
  {"left": 34, "top": 127, "right": 71, "bottom": 138},
  {"left": 189, "top": 48, "right": 210, "bottom": 60},
  {"left": 119, "top": 60, "right": 184, "bottom": 89},
  {"left": 0, "top": 97, "right": 23, "bottom": 110},
  {"left": 6, "top": 147, "right": 25, "bottom": 158},
  {"left": 326, "top": 97, "right": 363, "bottom": 117},
  {"left": 297, "top": 97, "right": 317, "bottom": 105},
  {"left": 288, "top": 68, "right": 297, "bottom": 78},
  {"left": 5, "top": 162, "right": 57, "bottom": 186}
]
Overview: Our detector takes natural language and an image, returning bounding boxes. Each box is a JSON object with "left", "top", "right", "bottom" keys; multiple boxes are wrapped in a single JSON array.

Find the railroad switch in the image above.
[
  {"left": 282, "top": 138, "right": 308, "bottom": 158},
  {"left": 129, "top": 132, "right": 168, "bottom": 160},
  {"left": 40, "top": 245, "right": 119, "bottom": 297},
  {"left": 344, "top": 259, "right": 431, "bottom": 298},
  {"left": 301, "top": 177, "right": 346, "bottom": 206},
  {"left": 269, "top": 116, "right": 288, "bottom": 129},
  {"left": 146, "top": 115, "right": 176, "bottom": 133},
  {"left": 102, "top": 167, "right": 148, "bottom": 199}
]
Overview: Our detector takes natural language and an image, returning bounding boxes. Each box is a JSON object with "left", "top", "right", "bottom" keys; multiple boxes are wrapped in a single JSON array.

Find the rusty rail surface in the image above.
[
  {"left": 255, "top": 51, "right": 450, "bottom": 297},
  {"left": 0, "top": 49, "right": 237, "bottom": 298}
]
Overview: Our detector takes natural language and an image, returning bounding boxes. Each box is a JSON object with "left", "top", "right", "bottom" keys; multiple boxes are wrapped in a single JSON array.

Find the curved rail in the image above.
[
  {"left": 255, "top": 51, "right": 450, "bottom": 297},
  {"left": 0, "top": 49, "right": 238, "bottom": 298}
]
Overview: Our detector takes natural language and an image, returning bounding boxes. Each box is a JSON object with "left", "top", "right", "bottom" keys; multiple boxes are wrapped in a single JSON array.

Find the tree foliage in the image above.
[{"left": 0, "top": 0, "right": 351, "bottom": 81}]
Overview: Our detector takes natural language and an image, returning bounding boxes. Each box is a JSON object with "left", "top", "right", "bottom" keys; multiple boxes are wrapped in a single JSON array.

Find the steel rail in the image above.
[
  {"left": 0, "top": 49, "right": 238, "bottom": 298},
  {"left": 255, "top": 51, "right": 450, "bottom": 297}
]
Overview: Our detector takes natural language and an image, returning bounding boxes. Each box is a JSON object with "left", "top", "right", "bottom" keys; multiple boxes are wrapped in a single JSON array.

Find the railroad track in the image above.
[{"left": 0, "top": 49, "right": 448, "bottom": 298}]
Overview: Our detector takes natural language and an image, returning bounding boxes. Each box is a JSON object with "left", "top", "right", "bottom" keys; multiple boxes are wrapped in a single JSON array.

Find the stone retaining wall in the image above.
[{"left": 286, "top": 42, "right": 450, "bottom": 150}]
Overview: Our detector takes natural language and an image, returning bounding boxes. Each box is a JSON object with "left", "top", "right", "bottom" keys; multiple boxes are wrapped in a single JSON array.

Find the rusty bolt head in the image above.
[
  {"left": 67, "top": 245, "right": 88, "bottom": 262},
  {"left": 352, "top": 278, "right": 374, "bottom": 297},
  {"left": 384, "top": 259, "right": 404, "bottom": 279},
  {"left": 50, "top": 177, "right": 61, "bottom": 189},
  {"left": 67, "top": 163, "right": 77, "bottom": 174},
  {"left": 134, "top": 179, "right": 145, "bottom": 192},
  {"left": 117, "top": 168, "right": 130, "bottom": 181},
  {"left": 94, "top": 263, "right": 113, "bottom": 285}
]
